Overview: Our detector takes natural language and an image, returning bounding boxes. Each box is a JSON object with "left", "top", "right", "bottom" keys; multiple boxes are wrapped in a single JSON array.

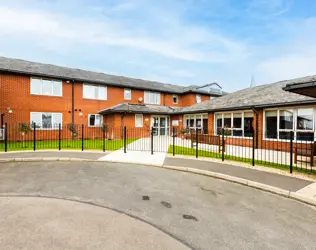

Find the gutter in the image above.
[{"left": 283, "top": 81, "right": 316, "bottom": 91}]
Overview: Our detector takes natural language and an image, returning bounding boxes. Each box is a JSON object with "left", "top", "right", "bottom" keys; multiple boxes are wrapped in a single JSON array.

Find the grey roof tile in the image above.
[
  {"left": 179, "top": 76, "right": 316, "bottom": 113},
  {"left": 99, "top": 103, "right": 180, "bottom": 114},
  {"left": 0, "top": 56, "right": 224, "bottom": 95}
]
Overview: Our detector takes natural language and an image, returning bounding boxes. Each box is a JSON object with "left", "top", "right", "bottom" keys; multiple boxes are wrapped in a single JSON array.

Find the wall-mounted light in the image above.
[
  {"left": 7, "top": 108, "right": 12, "bottom": 114},
  {"left": 145, "top": 118, "right": 149, "bottom": 121},
  {"left": 79, "top": 112, "right": 83, "bottom": 117}
]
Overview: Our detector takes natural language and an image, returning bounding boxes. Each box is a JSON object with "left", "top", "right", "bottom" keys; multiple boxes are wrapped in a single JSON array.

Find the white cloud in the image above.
[
  {"left": 246, "top": 0, "right": 293, "bottom": 18},
  {"left": 0, "top": 5, "right": 249, "bottom": 63}
]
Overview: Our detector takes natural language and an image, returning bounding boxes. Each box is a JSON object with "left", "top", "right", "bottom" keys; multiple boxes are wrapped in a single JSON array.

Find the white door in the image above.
[{"left": 152, "top": 116, "right": 170, "bottom": 136}]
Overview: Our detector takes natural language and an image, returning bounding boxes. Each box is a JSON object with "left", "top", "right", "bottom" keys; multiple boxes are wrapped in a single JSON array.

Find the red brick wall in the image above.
[{"left": 182, "top": 93, "right": 210, "bottom": 106}]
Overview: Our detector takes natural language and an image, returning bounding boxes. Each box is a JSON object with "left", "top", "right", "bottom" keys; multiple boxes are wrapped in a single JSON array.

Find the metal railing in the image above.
[{"left": 1, "top": 124, "right": 315, "bottom": 174}]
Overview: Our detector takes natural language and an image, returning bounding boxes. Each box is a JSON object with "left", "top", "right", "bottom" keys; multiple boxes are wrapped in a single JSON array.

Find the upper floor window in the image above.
[
  {"left": 30, "top": 112, "right": 62, "bottom": 130},
  {"left": 30, "top": 78, "right": 62, "bottom": 96},
  {"left": 83, "top": 84, "right": 107, "bottom": 100},
  {"left": 124, "top": 88, "right": 132, "bottom": 100},
  {"left": 144, "top": 91, "right": 160, "bottom": 105},
  {"left": 173, "top": 94, "right": 178, "bottom": 104},
  {"left": 196, "top": 94, "right": 201, "bottom": 103},
  {"left": 88, "top": 114, "right": 103, "bottom": 127}
]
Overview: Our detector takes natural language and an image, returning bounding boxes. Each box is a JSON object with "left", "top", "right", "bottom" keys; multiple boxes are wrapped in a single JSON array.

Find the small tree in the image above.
[
  {"left": 101, "top": 124, "right": 108, "bottom": 139},
  {"left": 67, "top": 124, "right": 77, "bottom": 139},
  {"left": 18, "top": 123, "right": 32, "bottom": 148}
]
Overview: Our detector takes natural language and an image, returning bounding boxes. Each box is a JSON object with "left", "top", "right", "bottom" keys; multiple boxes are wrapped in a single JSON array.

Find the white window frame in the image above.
[
  {"left": 144, "top": 91, "right": 160, "bottom": 105},
  {"left": 135, "top": 114, "right": 143, "bottom": 128},
  {"left": 214, "top": 111, "right": 254, "bottom": 138},
  {"left": 263, "top": 106, "right": 316, "bottom": 142},
  {"left": 88, "top": 114, "right": 103, "bottom": 127},
  {"left": 196, "top": 94, "right": 201, "bottom": 103},
  {"left": 184, "top": 113, "right": 208, "bottom": 130},
  {"left": 124, "top": 88, "right": 132, "bottom": 100},
  {"left": 30, "top": 112, "right": 63, "bottom": 130},
  {"left": 172, "top": 94, "right": 178, "bottom": 104},
  {"left": 83, "top": 84, "right": 107, "bottom": 100},
  {"left": 30, "top": 77, "right": 62, "bottom": 97}
]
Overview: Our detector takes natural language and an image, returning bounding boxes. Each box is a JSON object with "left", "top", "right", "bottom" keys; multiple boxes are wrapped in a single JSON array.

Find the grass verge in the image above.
[
  {"left": 0, "top": 139, "right": 137, "bottom": 151},
  {"left": 168, "top": 145, "right": 316, "bottom": 176}
]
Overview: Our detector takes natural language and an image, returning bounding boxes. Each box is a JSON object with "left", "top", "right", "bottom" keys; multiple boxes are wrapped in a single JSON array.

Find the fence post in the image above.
[
  {"left": 103, "top": 128, "right": 105, "bottom": 152},
  {"left": 290, "top": 131, "right": 293, "bottom": 174},
  {"left": 33, "top": 122, "right": 36, "bottom": 151},
  {"left": 58, "top": 123, "right": 61, "bottom": 151},
  {"left": 124, "top": 126, "right": 127, "bottom": 153},
  {"left": 151, "top": 127, "right": 154, "bottom": 155},
  {"left": 196, "top": 128, "right": 198, "bottom": 158},
  {"left": 172, "top": 127, "right": 175, "bottom": 156},
  {"left": 221, "top": 128, "right": 224, "bottom": 162},
  {"left": 4, "top": 123, "right": 7, "bottom": 152},
  {"left": 81, "top": 124, "right": 84, "bottom": 151},
  {"left": 252, "top": 130, "right": 255, "bottom": 166}
]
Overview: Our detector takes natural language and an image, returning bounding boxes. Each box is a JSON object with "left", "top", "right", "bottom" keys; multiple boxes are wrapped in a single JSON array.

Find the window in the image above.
[
  {"left": 264, "top": 108, "right": 315, "bottom": 141},
  {"left": 83, "top": 84, "right": 107, "bottom": 100},
  {"left": 279, "top": 109, "right": 293, "bottom": 139},
  {"left": 297, "top": 108, "right": 314, "bottom": 141},
  {"left": 30, "top": 78, "right": 62, "bottom": 96},
  {"left": 30, "top": 112, "right": 62, "bottom": 130},
  {"left": 244, "top": 112, "right": 254, "bottom": 137},
  {"left": 144, "top": 92, "right": 160, "bottom": 105},
  {"left": 124, "top": 89, "right": 132, "bottom": 100},
  {"left": 215, "top": 111, "right": 254, "bottom": 137},
  {"left": 196, "top": 94, "right": 201, "bottom": 103},
  {"left": 210, "top": 96, "right": 215, "bottom": 100},
  {"left": 173, "top": 94, "right": 178, "bottom": 104},
  {"left": 135, "top": 114, "right": 143, "bottom": 127},
  {"left": 88, "top": 114, "right": 103, "bottom": 127},
  {"left": 184, "top": 114, "right": 208, "bottom": 134}
]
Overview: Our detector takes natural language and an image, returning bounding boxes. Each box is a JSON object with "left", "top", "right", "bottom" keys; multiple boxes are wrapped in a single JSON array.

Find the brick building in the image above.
[
  {"left": 0, "top": 57, "right": 223, "bottom": 135},
  {"left": 1, "top": 56, "right": 316, "bottom": 150}
]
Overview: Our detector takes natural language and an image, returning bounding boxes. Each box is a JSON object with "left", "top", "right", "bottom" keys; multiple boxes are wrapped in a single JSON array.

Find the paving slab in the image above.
[
  {"left": 296, "top": 182, "right": 316, "bottom": 198},
  {"left": 164, "top": 157, "right": 312, "bottom": 192},
  {"left": 98, "top": 150, "right": 166, "bottom": 166}
]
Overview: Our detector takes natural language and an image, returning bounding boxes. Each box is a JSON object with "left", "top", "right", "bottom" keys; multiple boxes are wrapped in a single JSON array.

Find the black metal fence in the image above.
[{"left": 1, "top": 124, "right": 315, "bottom": 174}]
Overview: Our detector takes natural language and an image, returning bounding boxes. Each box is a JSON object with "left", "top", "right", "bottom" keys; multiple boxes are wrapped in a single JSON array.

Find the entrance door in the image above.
[{"left": 152, "top": 116, "right": 170, "bottom": 136}]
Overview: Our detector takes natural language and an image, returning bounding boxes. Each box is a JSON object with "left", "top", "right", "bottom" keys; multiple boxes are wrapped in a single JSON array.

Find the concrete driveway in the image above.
[{"left": 0, "top": 161, "right": 316, "bottom": 250}]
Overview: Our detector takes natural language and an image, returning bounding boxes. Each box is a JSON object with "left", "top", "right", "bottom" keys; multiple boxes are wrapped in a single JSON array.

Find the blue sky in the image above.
[{"left": 0, "top": 0, "right": 316, "bottom": 91}]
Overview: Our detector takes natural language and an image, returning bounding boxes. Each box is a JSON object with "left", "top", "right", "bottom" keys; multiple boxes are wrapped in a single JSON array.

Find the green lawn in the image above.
[
  {"left": 168, "top": 145, "right": 316, "bottom": 175},
  {"left": 0, "top": 139, "right": 137, "bottom": 151}
]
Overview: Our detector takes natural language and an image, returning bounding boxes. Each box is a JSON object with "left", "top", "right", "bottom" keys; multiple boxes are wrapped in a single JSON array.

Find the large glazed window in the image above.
[
  {"left": 264, "top": 108, "right": 315, "bottom": 141},
  {"left": 184, "top": 114, "right": 208, "bottom": 134},
  {"left": 215, "top": 111, "right": 254, "bottom": 137},
  {"left": 30, "top": 78, "right": 62, "bottom": 97},
  {"left": 83, "top": 84, "right": 107, "bottom": 100},
  {"left": 144, "top": 92, "right": 160, "bottom": 105},
  {"left": 30, "top": 112, "right": 62, "bottom": 130}
]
